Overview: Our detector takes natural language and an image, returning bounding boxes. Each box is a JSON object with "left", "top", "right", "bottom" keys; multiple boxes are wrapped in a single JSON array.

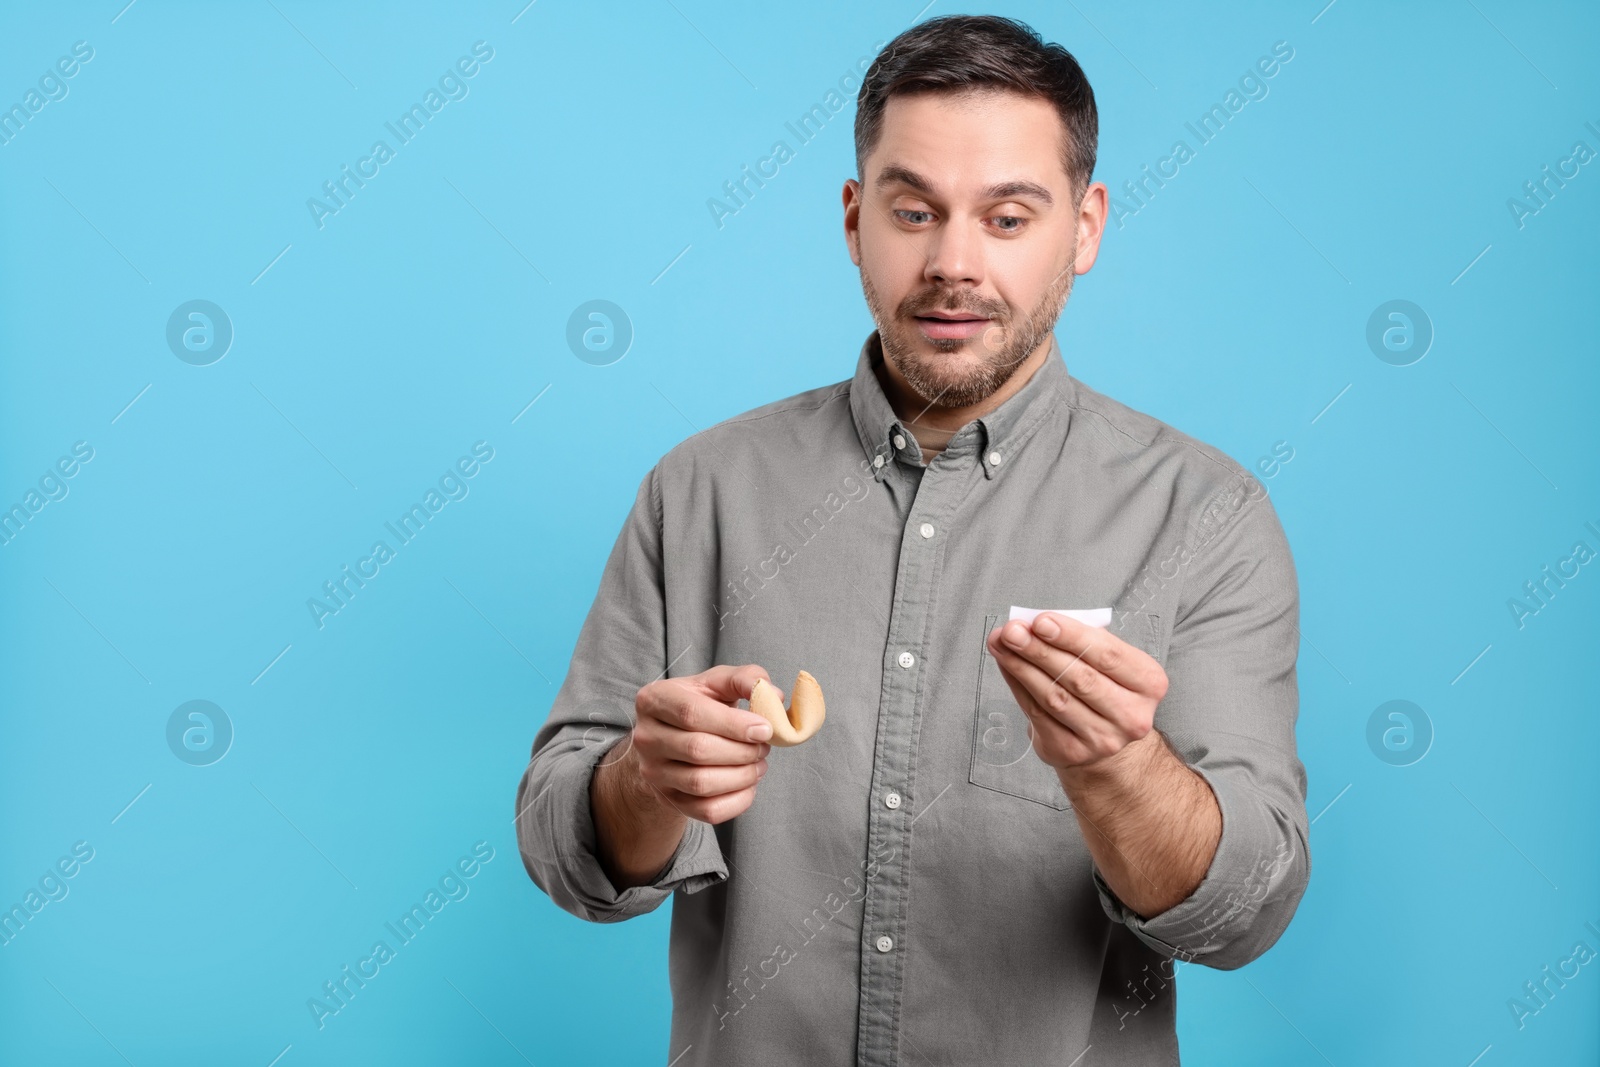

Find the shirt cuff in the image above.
[
  {"left": 1090, "top": 762, "right": 1299, "bottom": 968},
  {"left": 548, "top": 737, "right": 729, "bottom": 923}
]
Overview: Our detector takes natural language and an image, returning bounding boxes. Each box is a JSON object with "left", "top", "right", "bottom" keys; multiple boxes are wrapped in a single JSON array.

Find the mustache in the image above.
[{"left": 899, "top": 290, "right": 1008, "bottom": 320}]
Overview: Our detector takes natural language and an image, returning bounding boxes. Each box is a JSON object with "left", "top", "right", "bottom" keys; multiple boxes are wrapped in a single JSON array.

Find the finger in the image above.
[
  {"left": 1006, "top": 661, "right": 1124, "bottom": 763},
  {"left": 990, "top": 638, "right": 1098, "bottom": 740},
  {"left": 991, "top": 655, "right": 1101, "bottom": 767},
  {"left": 644, "top": 679, "right": 774, "bottom": 742},
  {"left": 646, "top": 720, "right": 770, "bottom": 766},
  {"left": 1030, "top": 613, "right": 1166, "bottom": 697},
  {"left": 990, "top": 624, "right": 1139, "bottom": 726},
  {"left": 653, "top": 758, "right": 768, "bottom": 798},
  {"left": 689, "top": 663, "right": 776, "bottom": 706},
  {"left": 657, "top": 783, "right": 758, "bottom": 825},
  {"left": 989, "top": 632, "right": 1133, "bottom": 750},
  {"left": 1015, "top": 688, "right": 1097, "bottom": 767}
]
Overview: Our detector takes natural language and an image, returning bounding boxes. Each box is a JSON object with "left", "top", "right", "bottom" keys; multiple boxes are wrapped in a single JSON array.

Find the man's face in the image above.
[{"left": 844, "top": 89, "right": 1104, "bottom": 410}]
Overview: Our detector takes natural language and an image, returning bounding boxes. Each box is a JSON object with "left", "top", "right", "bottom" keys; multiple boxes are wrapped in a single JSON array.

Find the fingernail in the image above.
[
  {"left": 1003, "top": 621, "right": 1029, "bottom": 648},
  {"left": 747, "top": 722, "right": 772, "bottom": 742},
  {"left": 755, "top": 761, "right": 768, "bottom": 777},
  {"left": 1034, "top": 615, "right": 1059, "bottom": 639}
]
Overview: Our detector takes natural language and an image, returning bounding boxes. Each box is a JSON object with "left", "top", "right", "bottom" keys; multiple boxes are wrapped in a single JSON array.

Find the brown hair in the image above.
[{"left": 854, "top": 15, "right": 1098, "bottom": 202}]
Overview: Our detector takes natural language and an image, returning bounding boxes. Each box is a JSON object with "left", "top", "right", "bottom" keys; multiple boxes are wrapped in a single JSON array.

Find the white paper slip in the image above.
[{"left": 1008, "top": 605, "right": 1112, "bottom": 628}]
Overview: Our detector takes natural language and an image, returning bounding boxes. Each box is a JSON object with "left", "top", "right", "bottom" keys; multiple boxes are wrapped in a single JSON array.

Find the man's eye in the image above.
[
  {"left": 895, "top": 210, "right": 933, "bottom": 225},
  {"left": 993, "top": 216, "right": 1025, "bottom": 232}
]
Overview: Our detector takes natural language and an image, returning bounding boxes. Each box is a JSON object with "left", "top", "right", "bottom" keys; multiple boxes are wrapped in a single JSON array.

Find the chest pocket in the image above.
[{"left": 969, "top": 610, "right": 1164, "bottom": 811}]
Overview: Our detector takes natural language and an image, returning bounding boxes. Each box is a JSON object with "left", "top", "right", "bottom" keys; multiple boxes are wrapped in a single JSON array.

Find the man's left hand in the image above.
[{"left": 986, "top": 611, "right": 1170, "bottom": 772}]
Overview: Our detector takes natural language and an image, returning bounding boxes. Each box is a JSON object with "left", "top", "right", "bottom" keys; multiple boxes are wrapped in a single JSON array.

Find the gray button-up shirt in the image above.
[{"left": 516, "top": 330, "right": 1309, "bottom": 1066}]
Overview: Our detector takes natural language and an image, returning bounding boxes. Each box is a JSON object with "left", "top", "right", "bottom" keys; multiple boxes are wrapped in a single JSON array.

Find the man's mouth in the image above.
[{"left": 913, "top": 311, "right": 992, "bottom": 341}]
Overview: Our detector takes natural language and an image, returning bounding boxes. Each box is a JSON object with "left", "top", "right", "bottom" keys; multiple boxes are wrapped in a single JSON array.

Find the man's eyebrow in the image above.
[
  {"left": 874, "top": 165, "right": 1054, "bottom": 207},
  {"left": 875, "top": 164, "right": 936, "bottom": 196},
  {"left": 981, "top": 180, "right": 1054, "bottom": 206}
]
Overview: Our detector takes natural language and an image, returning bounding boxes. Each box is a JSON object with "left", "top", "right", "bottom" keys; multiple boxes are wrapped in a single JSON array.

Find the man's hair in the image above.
[{"left": 854, "top": 15, "right": 1098, "bottom": 203}]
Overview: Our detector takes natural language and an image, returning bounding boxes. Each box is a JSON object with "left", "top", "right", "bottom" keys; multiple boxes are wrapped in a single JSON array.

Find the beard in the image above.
[{"left": 860, "top": 255, "right": 1075, "bottom": 410}]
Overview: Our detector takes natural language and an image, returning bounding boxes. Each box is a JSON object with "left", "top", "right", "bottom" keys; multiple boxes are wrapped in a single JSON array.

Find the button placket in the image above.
[{"left": 855, "top": 447, "right": 960, "bottom": 1067}]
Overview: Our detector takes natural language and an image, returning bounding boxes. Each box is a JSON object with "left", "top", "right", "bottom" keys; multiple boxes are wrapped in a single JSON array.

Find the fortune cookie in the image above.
[{"left": 749, "top": 671, "right": 826, "bottom": 747}]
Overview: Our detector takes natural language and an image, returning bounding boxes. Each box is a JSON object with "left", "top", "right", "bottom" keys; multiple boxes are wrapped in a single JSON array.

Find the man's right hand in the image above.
[
  {"left": 590, "top": 665, "right": 775, "bottom": 890},
  {"left": 620, "top": 664, "right": 776, "bottom": 824}
]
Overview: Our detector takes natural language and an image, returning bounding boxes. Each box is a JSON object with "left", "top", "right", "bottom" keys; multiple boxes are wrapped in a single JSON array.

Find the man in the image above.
[{"left": 516, "top": 14, "right": 1309, "bottom": 1066}]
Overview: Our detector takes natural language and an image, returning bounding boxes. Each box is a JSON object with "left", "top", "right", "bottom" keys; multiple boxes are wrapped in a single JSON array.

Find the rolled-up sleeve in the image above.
[
  {"left": 514, "top": 464, "right": 728, "bottom": 924},
  {"left": 1095, "top": 472, "right": 1310, "bottom": 970}
]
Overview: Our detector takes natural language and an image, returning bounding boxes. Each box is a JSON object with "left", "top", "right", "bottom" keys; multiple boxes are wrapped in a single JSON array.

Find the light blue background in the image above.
[{"left": 2, "top": 1, "right": 1596, "bottom": 1064}]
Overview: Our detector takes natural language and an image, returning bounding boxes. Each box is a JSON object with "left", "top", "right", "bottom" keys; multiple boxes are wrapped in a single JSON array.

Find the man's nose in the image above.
[{"left": 922, "top": 216, "right": 984, "bottom": 287}]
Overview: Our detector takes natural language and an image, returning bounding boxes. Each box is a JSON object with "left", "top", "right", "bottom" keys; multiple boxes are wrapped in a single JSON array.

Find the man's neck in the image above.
[{"left": 875, "top": 334, "right": 1055, "bottom": 462}]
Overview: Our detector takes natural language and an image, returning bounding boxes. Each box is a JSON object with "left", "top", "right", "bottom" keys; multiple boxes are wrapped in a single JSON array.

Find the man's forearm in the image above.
[
  {"left": 590, "top": 740, "right": 689, "bottom": 891},
  {"left": 1058, "top": 730, "right": 1221, "bottom": 919}
]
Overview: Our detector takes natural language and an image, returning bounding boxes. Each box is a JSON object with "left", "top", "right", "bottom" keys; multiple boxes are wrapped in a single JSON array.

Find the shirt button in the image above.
[
  {"left": 987, "top": 450, "right": 1003, "bottom": 466},
  {"left": 872, "top": 455, "right": 885, "bottom": 469},
  {"left": 885, "top": 791, "right": 902, "bottom": 809},
  {"left": 897, "top": 651, "right": 915, "bottom": 669},
  {"left": 892, "top": 434, "right": 906, "bottom": 449},
  {"left": 875, "top": 935, "right": 894, "bottom": 953},
  {"left": 918, "top": 522, "right": 935, "bottom": 539}
]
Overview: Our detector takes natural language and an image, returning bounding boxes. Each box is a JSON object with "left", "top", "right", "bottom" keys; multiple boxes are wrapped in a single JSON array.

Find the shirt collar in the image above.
[{"left": 848, "top": 329, "right": 1071, "bottom": 481}]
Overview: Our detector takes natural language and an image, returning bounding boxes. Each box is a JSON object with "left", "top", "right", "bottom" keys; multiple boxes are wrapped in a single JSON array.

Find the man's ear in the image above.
[
  {"left": 1072, "top": 181, "right": 1109, "bottom": 275},
  {"left": 842, "top": 178, "right": 863, "bottom": 266}
]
